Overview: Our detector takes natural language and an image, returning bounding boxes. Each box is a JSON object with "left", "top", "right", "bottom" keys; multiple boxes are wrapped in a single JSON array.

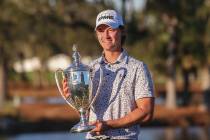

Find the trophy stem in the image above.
[
  {"left": 79, "top": 108, "right": 87, "bottom": 126},
  {"left": 70, "top": 108, "right": 95, "bottom": 133}
]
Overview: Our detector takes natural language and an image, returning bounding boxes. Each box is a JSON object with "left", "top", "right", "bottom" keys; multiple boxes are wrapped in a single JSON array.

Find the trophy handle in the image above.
[
  {"left": 88, "top": 66, "right": 103, "bottom": 109},
  {"left": 55, "top": 68, "right": 76, "bottom": 110}
]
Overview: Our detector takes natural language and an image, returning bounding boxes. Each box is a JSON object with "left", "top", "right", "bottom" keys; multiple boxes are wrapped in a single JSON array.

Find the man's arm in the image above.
[
  {"left": 91, "top": 97, "right": 154, "bottom": 134},
  {"left": 106, "top": 97, "right": 154, "bottom": 128}
]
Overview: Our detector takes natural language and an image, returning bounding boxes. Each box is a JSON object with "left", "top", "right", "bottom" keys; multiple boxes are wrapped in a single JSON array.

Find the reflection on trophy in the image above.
[{"left": 55, "top": 44, "right": 103, "bottom": 133}]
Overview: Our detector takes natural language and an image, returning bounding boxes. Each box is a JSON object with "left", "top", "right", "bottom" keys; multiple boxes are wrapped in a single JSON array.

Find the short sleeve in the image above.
[{"left": 134, "top": 63, "right": 154, "bottom": 100}]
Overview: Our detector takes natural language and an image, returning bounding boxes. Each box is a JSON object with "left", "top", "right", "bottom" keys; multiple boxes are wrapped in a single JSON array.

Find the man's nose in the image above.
[{"left": 104, "top": 30, "right": 110, "bottom": 38}]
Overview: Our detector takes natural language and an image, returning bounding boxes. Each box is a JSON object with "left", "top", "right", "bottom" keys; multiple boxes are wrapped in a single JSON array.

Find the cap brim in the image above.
[{"left": 95, "top": 21, "right": 119, "bottom": 30}]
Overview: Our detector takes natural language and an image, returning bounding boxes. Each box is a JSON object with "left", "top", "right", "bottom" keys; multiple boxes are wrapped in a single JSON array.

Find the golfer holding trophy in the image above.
[{"left": 55, "top": 9, "right": 154, "bottom": 140}]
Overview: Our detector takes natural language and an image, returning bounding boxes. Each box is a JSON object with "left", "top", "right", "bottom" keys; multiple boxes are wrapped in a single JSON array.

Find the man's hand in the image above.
[
  {"left": 62, "top": 79, "right": 71, "bottom": 98},
  {"left": 90, "top": 120, "right": 110, "bottom": 135}
]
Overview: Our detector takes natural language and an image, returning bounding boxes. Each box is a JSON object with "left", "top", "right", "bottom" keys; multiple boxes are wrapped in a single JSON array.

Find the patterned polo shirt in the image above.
[{"left": 86, "top": 49, "right": 154, "bottom": 140}]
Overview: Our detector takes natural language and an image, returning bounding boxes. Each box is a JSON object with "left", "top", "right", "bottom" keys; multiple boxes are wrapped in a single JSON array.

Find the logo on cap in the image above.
[{"left": 98, "top": 15, "right": 114, "bottom": 22}]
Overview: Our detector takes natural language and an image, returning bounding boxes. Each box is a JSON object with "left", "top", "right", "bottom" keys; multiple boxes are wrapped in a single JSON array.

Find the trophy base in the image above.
[
  {"left": 70, "top": 108, "right": 94, "bottom": 133},
  {"left": 70, "top": 123, "right": 95, "bottom": 133}
]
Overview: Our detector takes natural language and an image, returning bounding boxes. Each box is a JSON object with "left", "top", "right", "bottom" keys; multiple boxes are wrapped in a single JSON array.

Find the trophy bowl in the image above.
[{"left": 55, "top": 45, "right": 103, "bottom": 133}]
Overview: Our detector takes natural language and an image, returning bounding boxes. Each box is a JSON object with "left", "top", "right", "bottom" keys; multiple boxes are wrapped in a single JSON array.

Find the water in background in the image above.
[{"left": 1, "top": 127, "right": 209, "bottom": 140}]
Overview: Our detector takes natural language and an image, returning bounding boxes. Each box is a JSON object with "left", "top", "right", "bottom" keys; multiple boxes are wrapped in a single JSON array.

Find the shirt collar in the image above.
[{"left": 98, "top": 49, "right": 129, "bottom": 65}]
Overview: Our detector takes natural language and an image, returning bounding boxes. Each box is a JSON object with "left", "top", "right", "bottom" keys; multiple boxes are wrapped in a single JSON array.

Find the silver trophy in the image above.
[{"left": 55, "top": 45, "right": 103, "bottom": 133}]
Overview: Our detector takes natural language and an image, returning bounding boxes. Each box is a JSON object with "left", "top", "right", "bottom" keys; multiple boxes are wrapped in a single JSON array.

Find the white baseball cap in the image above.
[{"left": 95, "top": 9, "right": 124, "bottom": 30}]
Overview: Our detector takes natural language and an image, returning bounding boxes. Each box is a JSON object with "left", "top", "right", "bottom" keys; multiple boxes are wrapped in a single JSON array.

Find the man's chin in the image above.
[
  {"left": 104, "top": 46, "right": 121, "bottom": 52},
  {"left": 102, "top": 45, "right": 113, "bottom": 50}
]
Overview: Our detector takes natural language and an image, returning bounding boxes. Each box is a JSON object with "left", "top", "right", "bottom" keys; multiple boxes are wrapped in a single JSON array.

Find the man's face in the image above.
[{"left": 96, "top": 24, "right": 122, "bottom": 52}]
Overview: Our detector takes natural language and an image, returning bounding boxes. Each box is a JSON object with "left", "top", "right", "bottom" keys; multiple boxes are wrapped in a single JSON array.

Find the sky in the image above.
[
  {"left": 115, "top": 0, "right": 146, "bottom": 12},
  {"left": 86, "top": 0, "right": 146, "bottom": 12}
]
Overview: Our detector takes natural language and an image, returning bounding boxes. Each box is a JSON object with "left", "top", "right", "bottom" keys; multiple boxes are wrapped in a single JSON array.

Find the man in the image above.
[{"left": 63, "top": 9, "right": 154, "bottom": 139}]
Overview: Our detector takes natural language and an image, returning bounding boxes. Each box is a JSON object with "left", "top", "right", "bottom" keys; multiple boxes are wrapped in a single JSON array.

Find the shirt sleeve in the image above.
[{"left": 134, "top": 62, "right": 154, "bottom": 100}]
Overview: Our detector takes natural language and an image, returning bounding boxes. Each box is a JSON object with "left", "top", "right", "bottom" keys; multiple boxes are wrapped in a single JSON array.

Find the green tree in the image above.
[
  {"left": 0, "top": 0, "right": 113, "bottom": 105},
  {"left": 145, "top": 0, "right": 210, "bottom": 107}
]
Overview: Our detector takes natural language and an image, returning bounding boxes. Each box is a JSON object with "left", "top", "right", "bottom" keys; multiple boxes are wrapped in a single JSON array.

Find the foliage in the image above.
[
  {"left": 0, "top": 0, "right": 111, "bottom": 87},
  {"left": 0, "top": 0, "right": 210, "bottom": 86},
  {"left": 144, "top": 0, "right": 210, "bottom": 69}
]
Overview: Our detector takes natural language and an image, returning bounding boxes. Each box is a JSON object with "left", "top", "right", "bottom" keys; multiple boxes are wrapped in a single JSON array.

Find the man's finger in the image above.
[
  {"left": 63, "top": 87, "right": 69, "bottom": 92},
  {"left": 63, "top": 82, "right": 67, "bottom": 88}
]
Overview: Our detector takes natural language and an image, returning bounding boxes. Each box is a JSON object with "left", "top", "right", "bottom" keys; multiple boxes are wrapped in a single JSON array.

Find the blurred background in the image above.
[{"left": 0, "top": 0, "right": 210, "bottom": 140}]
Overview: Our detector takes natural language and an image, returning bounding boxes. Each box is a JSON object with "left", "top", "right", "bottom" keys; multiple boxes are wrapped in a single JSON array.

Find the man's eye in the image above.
[
  {"left": 98, "top": 29, "right": 103, "bottom": 32},
  {"left": 108, "top": 28, "right": 116, "bottom": 32},
  {"left": 97, "top": 28, "right": 104, "bottom": 32}
]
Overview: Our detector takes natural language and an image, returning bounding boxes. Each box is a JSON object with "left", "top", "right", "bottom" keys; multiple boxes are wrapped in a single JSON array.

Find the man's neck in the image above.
[{"left": 103, "top": 50, "right": 122, "bottom": 64}]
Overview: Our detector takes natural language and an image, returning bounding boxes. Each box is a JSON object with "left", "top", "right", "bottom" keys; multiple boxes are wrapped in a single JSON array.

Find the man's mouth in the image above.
[{"left": 102, "top": 40, "right": 112, "bottom": 43}]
